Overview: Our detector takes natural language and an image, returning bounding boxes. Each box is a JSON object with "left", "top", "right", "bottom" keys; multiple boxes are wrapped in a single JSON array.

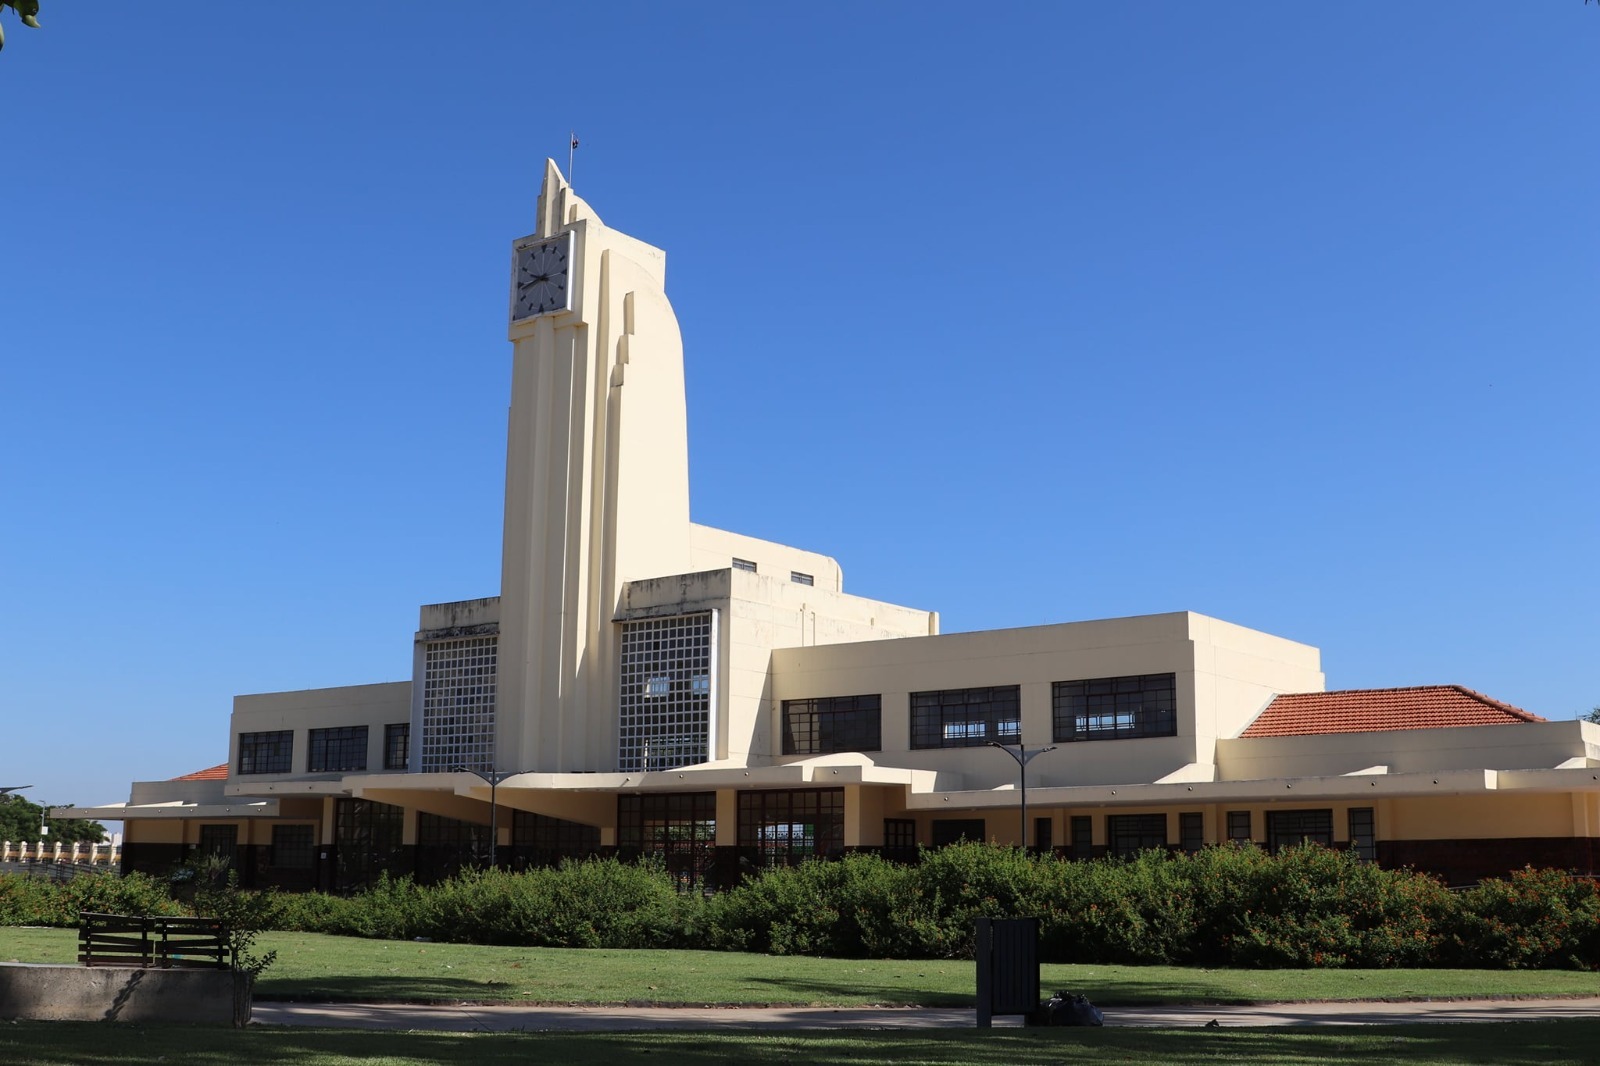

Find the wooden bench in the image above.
[{"left": 78, "top": 913, "right": 233, "bottom": 970}]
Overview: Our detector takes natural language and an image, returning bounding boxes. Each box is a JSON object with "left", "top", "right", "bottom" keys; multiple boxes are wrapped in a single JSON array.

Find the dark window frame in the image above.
[
  {"left": 1053, "top": 673, "right": 1178, "bottom": 743},
  {"left": 931, "top": 819, "right": 986, "bottom": 847},
  {"left": 383, "top": 723, "right": 410, "bottom": 771},
  {"left": 782, "top": 694, "right": 882, "bottom": 755},
  {"left": 1348, "top": 807, "right": 1376, "bottom": 861},
  {"left": 1070, "top": 815, "right": 1094, "bottom": 860},
  {"left": 308, "top": 725, "right": 369, "bottom": 773},
  {"left": 911, "top": 686, "right": 1021, "bottom": 749},
  {"left": 1227, "top": 810, "right": 1253, "bottom": 844},
  {"left": 883, "top": 818, "right": 916, "bottom": 853},
  {"left": 1106, "top": 813, "right": 1167, "bottom": 859},
  {"left": 1266, "top": 808, "right": 1334, "bottom": 852},
  {"left": 1179, "top": 812, "right": 1205, "bottom": 853},
  {"left": 237, "top": 730, "right": 293, "bottom": 775},
  {"left": 737, "top": 788, "right": 845, "bottom": 868},
  {"left": 269, "top": 824, "right": 315, "bottom": 869}
]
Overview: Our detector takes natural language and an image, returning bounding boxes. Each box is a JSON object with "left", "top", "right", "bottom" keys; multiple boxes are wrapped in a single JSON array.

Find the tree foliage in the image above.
[
  {"left": 0, "top": 795, "right": 107, "bottom": 845},
  {"left": 0, "top": 1, "right": 42, "bottom": 53}
]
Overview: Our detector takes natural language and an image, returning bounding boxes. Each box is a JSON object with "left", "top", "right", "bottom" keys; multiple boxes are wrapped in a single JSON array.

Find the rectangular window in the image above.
[
  {"left": 617, "top": 792, "right": 717, "bottom": 893},
  {"left": 732, "top": 557, "right": 757, "bottom": 573},
  {"left": 782, "top": 694, "right": 882, "bottom": 755},
  {"left": 790, "top": 571, "right": 814, "bottom": 586},
  {"left": 333, "top": 797, "right": 406, "bottom": 893},
  {"left": 416, "top": 812, "right": 492, "bottom": 883},
  {"left": 1053, "top": 673, "right": 1178, "bottom": 743},
  {"left": 383, "top": 723, "right": 410, "bottom": 771},
  {"left": 308, "top": 726, "right": 368, "bottom": 773},
  {"left": 1348, "top": 807, "right": 1376, "bottom": 862},
  {"left": 1106, "top": 814, "right": 1167, "bottom": 859},
  {"left": 237, "top": 730, "right": 293, "bottom": 775},
  {"left": 931, "top": 819, "right": 986, "bottom": 847},
  {"left": 738, "top": 788, "right": 844, "bottom": 869},
  {"left": 270, "top": 824, "right": 315, "bottom": 869},
  {"left": 1179, "top": 812, "right": 1204, "bottom": 853},
  {"left": 619, "top": 613, "right": 716, "bottom": 772},
  {"left": 420, "top": 635, "right": 497, "bottom": 773},
  {"left": 197, "top": 824, "right": 237, "bottom": 862},
  {"left": 1070, "top": 815, "right": 1093, "bottom": 860},
  {"left": 511, "top": 811, "right": 601, "bottom": 870},
  {"left": 1227, "top": 810, "right": 1252, "bottom": 844},
  {"left": 1266, "top": 809, "right": 1334, "bottom": 852},
  {"left": 911, "top": 686, "right": 1021, "bottom": 749},
  {"left": 884, "top": 818, "right": 916, "bottom": 853}
]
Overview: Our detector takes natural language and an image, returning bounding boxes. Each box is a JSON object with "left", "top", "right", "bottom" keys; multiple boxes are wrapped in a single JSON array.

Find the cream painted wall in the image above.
[
  {"left": 688, "top": 525, "right": 844, "bottom": 593},
  {"left": 1384, "top": 793, "right": 1584, "bottom": 840},
  {"left": 1216, "top": 720, "right": 1591, "bottom": 781},
  {"left": 497, "top": 162, "right": 695, "bottom": 777},
  {"left": 618, "top": 568, "right": 937, "bottom": 771},
  {"left": 769, "top": 612, "right": 1323, "bottom": 790},
  {"left": 228, "top": 681, "right": 412, "bottom": 780}
]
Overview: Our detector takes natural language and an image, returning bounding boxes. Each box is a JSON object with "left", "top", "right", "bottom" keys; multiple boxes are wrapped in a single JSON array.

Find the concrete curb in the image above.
[{"left": 251, "top": 996, "right": 1600, "bottom": 1032}]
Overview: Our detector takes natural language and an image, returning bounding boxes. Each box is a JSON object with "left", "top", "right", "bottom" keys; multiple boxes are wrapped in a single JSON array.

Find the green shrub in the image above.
[
  {"left": 1448, "top": 867, "right": 1600, "bottom": 970},
  {"left": 0, "top": 872, "right": 181, "bottom": 927}
]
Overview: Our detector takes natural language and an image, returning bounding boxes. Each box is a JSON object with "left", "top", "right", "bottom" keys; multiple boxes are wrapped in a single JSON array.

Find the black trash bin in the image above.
[{"left": 974, "top": 916, "right": 1039, "bottom": 1027}]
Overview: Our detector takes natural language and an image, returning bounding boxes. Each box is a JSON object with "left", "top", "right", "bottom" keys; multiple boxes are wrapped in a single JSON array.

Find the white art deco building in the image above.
[{"left": 65, "top": 164, "right": 1600, "bottom": 892}]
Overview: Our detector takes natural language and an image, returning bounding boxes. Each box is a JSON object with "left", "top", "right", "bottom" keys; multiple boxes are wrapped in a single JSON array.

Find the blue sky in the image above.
[{"left": 2, "top": 3, "right": 1596, "bottom": 818}]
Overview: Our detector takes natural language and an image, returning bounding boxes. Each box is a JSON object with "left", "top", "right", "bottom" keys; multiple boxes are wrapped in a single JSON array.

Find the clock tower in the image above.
[{"left": 497, "top": 160, "right": 693, "bottom": 772}]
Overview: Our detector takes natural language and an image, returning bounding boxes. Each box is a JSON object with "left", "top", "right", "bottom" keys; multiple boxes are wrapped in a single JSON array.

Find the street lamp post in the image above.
[
  {"left": 453, "top": 767, "right": 520, "bottom": 868},
  {"left": 987, "top": 743, "right": 1056, "bottom": 851}
]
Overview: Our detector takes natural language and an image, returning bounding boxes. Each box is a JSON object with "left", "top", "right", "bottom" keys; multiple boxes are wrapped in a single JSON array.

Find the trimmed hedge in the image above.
[{"left": 3, "top": 845, "right": 1597, "bottom": 969}]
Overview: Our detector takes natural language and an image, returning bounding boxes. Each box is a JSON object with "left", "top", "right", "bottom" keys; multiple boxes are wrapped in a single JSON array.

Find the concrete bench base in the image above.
[{"left": 0, "top": 962, "right": 243, "bottom": 1024}]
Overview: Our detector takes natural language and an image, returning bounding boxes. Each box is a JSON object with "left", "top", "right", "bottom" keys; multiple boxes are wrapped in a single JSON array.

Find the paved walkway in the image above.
[{"left": 253, "top": 996, "right": 1600, "bottom": 1032}]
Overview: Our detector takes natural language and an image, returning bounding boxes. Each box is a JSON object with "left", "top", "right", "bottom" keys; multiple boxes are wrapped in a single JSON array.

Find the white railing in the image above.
[{"left": 0, "top": 840, "right": 121, "bottom": 866}]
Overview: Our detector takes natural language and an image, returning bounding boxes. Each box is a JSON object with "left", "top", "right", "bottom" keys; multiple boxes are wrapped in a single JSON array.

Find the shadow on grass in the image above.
[
  {"left": 257, "top": 975, "right": 520, "bottom": 1003},
  {"left": 4, "top": 1021, "right": 1600, "bottom": 1066}
]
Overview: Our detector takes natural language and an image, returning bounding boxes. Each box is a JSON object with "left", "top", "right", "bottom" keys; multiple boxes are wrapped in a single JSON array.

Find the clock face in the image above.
[{"left": 512, "top": 233, "right": 572, "bottom": 320}]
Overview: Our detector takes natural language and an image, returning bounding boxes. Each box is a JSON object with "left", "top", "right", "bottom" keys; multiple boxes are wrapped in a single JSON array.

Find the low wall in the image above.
[{"left": 0, "top": 962, "right": 240, "bottom": 1024}]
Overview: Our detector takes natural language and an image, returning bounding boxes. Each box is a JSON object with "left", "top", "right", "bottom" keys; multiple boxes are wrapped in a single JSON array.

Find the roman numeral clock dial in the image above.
[{"left": 511, "top": 232, "right": 573, "bottom": 320}]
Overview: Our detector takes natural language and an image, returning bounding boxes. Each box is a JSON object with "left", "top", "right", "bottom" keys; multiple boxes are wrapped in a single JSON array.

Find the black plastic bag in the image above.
[{"left": 1043, "top": 990, "right": 1104, "bottom": 1026}]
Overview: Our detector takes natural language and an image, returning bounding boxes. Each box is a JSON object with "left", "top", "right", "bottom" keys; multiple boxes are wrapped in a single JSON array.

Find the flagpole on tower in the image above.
[{"left": 569, "top": 132, "right": 579, "bottom": 187}]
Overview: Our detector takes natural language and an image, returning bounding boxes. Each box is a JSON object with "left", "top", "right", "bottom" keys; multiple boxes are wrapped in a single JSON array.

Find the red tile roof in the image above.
[
  {"left": 1240, "top": 685, "right": 1545, "bottom": 738},
  {"left": 171, "top": 763, "right": 229, "bottom": 781}
]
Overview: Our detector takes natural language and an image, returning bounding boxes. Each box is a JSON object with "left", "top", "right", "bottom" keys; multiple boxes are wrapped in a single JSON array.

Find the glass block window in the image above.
[
  {"left": 931, "top": 819, "right": 985, "bottom": 846},
  {"left": 782, "top": 694, "right": 882, "bottom": 755},
  {"left": 334, "top": 798, "right": 406, "bottom": 892},
  {"left": 420, "top": 636, "right": 498, "bottom": 773},
  {"left": 384, "top": 723, "right": 410, "bottom": 771},
  {"left": 618, "top": 612, "right": 715, "bottom": 772},
  {"left": 308, "top": 726, "right": 368, "bottom": 773},
  {"left": 1266, "top": 809, "right": 1334, "bottom": 852},
  {"left": 617, "top": 792, "right": 717, "bottom": 893},
  {"left": 737, "top": 788, "right": 844, "bottom": 868},
  {"left": 910, "top": 686, "right": 1021, "bottom": 749},
  {"left": 238, "top": 730, "right": 293, "bottom": 775},
  {"left": 1070, "top": 815, "right": 1093, "bottom": 860},
  {"left": 1106, "top": 814, "right": 1167, "bottom": 858},
  {"left": 1053, "top": 673, "right": 1178, "bottom": 742},
  {"left": 1348, "top": 807, "right": 1376, "bottom": 861},
  {"left": 511, "top": 811, "right": 601, "bottom": 870},
  {"left": 270, "top": 824, "right": 315, "bottom": 869},
  {"left": 1179, "top": 812, "right": 1205, "bottom": 853},
  {"left": 1227, "top": 810, "right": 1253, "bottom": 844}
]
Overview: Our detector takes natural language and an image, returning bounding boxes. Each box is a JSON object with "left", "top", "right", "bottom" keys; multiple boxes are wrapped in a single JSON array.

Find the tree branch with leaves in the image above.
[{"left": 0, "top": 1, "right": 41, "bottom": 53}]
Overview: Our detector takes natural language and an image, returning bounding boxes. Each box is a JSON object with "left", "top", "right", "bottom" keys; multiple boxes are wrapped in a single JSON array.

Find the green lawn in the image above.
[
  {"left": 4, "top": 1020, "right": 1600, "bottom": 1066},
  {"left": 4, "top": 926, "right": 1598, "bottom": 1007}
]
